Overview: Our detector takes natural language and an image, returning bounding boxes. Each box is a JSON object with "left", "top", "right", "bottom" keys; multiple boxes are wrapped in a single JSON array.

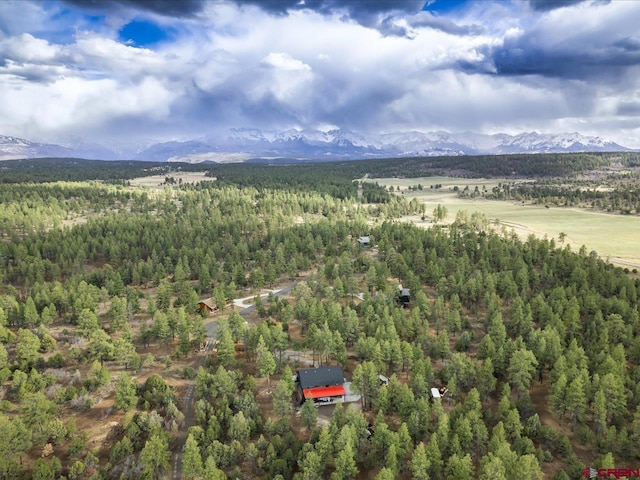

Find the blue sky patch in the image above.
[
  {"left": 118, "top": 19, "right": 170, "bottom": 47},
  {"left": 423, "top": 0, "right": 469, "bottom": 14}
]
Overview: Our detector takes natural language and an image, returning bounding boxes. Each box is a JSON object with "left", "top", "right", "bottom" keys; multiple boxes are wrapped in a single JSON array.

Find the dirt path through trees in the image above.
[{"left": 170, "top": 339, "right": 213, "bottom": 480}]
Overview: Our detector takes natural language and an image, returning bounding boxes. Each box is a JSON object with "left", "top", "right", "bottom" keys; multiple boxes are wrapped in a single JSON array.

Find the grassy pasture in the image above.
[
  {"left": 128, "top": 171, "right": 212, "bottom": 188},
  {"left": 371, "top": 176, "right": 640, "bottom": 268}
]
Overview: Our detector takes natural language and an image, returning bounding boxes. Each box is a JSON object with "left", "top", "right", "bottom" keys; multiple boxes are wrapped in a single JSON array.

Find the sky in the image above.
[{"left": 0, "top": 0, "right": 639, "bottom": 148}]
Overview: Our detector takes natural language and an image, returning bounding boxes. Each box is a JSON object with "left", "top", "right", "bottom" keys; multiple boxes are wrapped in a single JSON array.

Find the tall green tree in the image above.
[
  {"left": 15, "top": 328, "right": 41, "bottom": 368},
  {"left": 599, "top": 373, "right": 627, "bottom": 423},
  {"left": 433, "top": 204, "right": 448, "bottom": 223},
  {"left": 32, "top": 458, "right": 57, "bottom": 480},
  {"left": 114, "top": 373, "right": 138, "bottom": 412},
  {"left": 375, "top": 467, "right": 396, "bottom": 480},
  {"left": 410, "top": 442, "right": 431, "bottom": 480},
  {"left": 565, "top": 377, "right": 587, "bottom": 431},
  {"left": 203, "top": 455, "right": 226, "bottom": 480},
  {"left": 0, "top": 414, "right": 32, "bottom": 475},
  {"left": 273, "top": 374, "right": 295, "bottom": 418},
  {"left": 591, "top": 388, "right": 608, "bottom": 434},
  {"left": 109, "top": 296, "right": 128, "bottom": 332},
  {"left": 256, "top": 335, "right": 276, "bottom": 389},
  {"left": 183, "top": 433, "right": 204, "bottom": 480},
  {"left": 351, "top": 361, "right": 380, "bottom": 410},
  {"left": 23, "top": 297, "right": 39, "bottom": 327},
  {"left": 301, "top": 396, "right": 318, "bottom": 434},
  {"left": 331, "top": 442, "right": 358, "bottom": 480},
  {"left": 298, "top": 447, "right": 324, "bottom": 480},
  {"left": 139, "top": 432, "right": 171, "bottom": 480},
  {"left": 216, "top": 323, "right": 236, "bottom": 367},
  {"left": 479, "top": 456, "right": 507, "bottom": 480},
  {"left": 425, "top": 433, "right": 444, "bottom": 480},
  {"left": 507, "top": 348, "right": 538, "bottom": 397},
  {"left": 0, "top": 344, "right": 8, "bottom": 381},
  {"left": 213, "top": 286, "right": 227, "bottom": 313},
  {"left": 76, "top": 308, "right": 100, "bottom": 338},
  {"left": 87, "top": 329, "right": 115, "bottom": 365},
  {"left": 551, "top": 373, "right": 568, "bottom": 419},
  {"left": 228, "top": 411, "right": 251, "bottom": 444},
  {"left": 446, "top": 453, "right": 474, "bottom": 480},
  {"left": 155, "top": 279, "right": 172, "bottom": 312}
]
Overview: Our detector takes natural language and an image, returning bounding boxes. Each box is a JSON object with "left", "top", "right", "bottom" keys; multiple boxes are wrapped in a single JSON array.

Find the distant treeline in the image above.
[
  {"left": 483, "top": 182, "right": 640, "bottom": 215},
  {"left": 197, "top": 151, "right": 640, "bottom": 182},
  {"left": 350, "top": 152, "right": 640, "bottom": 179},
  {"left": 0, "top": 158, "right": 199, "bottom": 183},
  {"left": 3, "top": 152, "right": 640, "bottom": 185}
]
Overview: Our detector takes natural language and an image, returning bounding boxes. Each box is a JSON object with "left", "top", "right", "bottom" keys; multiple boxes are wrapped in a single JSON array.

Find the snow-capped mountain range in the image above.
[
  {"left": 0, "top": 129, "right": 631, "bottom": 163},
  {"left": 0, "top": 136, "right": 76, "bottom": 160}
]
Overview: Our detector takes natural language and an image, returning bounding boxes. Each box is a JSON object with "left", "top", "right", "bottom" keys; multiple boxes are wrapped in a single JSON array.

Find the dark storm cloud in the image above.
[
  {"left": 479, "top": 2, "right": 639, "bottom": 81},
  {"left": 528, "top": 0, "right": 586, "bottom": 11},
  {"left": 171, "top": 50, "right": 411, "bottom": 135},
  {"left": 377, "top": 17, "right": 412, "bottom": 38},
  {"left": 169, "top": 79, "right": 304, "bottom": 135},
  {"left": 234, "top": 0, "right": 434, "bottom": 37},
  {"left": 490, "top": 43, "right": 640, "bottom": 79},
  {"left": 312, "top": 77, "right": 409, "bottom": 131},
  {"left": 0, "top": 62, "right": 71, "bottom": 83},
  {"left": 482, "top": 13, "right": 640, "bottom": 80},
  {"left": 613, "top": 36, "right": 640, "bottom": 53},
  {"left": 233, "top": 0, "right": 426, "bottom": 16},
  {"left": 617, "top": 101, "right": 640, "bottom": 116},
  {"left": 452, "top": 58, "right": 495, "bottom": 75},
  {"left": 62, "top": 0, "right": 206, "bottom": 17},
  {"left": 237, "top": 0, "right": 483, "bottom": 39},
  {"left": 407, "top": 12, "right": 484, "bottom": 36},
  {"left": 528, "top": 0, "right": 612, "bottom": 11}
]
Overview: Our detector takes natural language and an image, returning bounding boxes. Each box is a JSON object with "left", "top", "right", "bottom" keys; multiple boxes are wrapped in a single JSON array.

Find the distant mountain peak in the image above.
[
  {"left": 0, "top": 129, "right": 631, "bottom": 163},
  {"left": 0, "top": 135, "right": 76, "bottom": 161}
]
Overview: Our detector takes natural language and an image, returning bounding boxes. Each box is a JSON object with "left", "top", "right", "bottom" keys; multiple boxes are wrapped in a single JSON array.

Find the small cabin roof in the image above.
[{"left": 198, "top": 299, "right": 215, "bottom": 309}]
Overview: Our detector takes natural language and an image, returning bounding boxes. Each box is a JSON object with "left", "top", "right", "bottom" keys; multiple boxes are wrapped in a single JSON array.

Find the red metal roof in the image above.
[{"left": 303, "top": 385, "right": 346, "bottom": 399}]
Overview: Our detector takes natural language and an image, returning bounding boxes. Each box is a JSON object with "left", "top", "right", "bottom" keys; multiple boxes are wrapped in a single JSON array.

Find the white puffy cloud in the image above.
[
  {"left": 260, "top": 52, "right": 310, "bottom": 71},
  {"left": 0, "top": 75, "right": 173, "bottom": 135},
  {"left": 72, "top": 34, "right": 169, "bottom": 79},
  {"left": 1, "top": 33, "right": 61, "bottom": 63}
]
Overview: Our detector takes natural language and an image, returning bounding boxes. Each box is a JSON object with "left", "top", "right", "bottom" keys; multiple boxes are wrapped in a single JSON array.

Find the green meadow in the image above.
[{"left": 372, "top": 176, "right": 640, "bottom": 268}]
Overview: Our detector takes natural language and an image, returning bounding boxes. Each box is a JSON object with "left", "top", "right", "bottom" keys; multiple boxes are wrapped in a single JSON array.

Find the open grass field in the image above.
[
  {"left": 372, "top": 176, "right": 640, "bottom": 269},
  {"left": 128, "top": 171, "right": 212, "bottom": 188}
]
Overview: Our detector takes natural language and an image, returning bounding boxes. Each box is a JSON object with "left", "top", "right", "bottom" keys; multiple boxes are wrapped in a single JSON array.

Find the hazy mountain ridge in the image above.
[
  {"left": 0, "top": 130, "right": 630, "bottom": 163},
  {"left": 0, "top": 135, "right": 76, "bottom": 161}
]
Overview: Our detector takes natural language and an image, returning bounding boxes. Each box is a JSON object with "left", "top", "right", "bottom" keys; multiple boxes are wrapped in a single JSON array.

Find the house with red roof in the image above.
[{"left": 295, "top": 366, "right": 346, "bottom": 405}]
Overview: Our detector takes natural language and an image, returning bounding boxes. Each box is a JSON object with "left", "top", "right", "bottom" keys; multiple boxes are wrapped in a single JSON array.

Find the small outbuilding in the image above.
[
  {"left": 296, "top": 366, "right": 346, "bottom": 405},
  {"left": 397, "top": 285, "right": 410, "bottom": 307},
  {"left": 357, "top": 236, "right": 371, "bottom": 247},
  {"left": 197, "top": 299, "right": 217, "bottom": 315},
  {"left": 430, "top": 387, "right": 448, "bottom": 400}
]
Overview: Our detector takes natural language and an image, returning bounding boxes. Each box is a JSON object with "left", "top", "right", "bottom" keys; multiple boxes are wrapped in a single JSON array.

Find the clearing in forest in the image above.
[{"left": 370, "top": 176, "right": 640, "bottom": 269}]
